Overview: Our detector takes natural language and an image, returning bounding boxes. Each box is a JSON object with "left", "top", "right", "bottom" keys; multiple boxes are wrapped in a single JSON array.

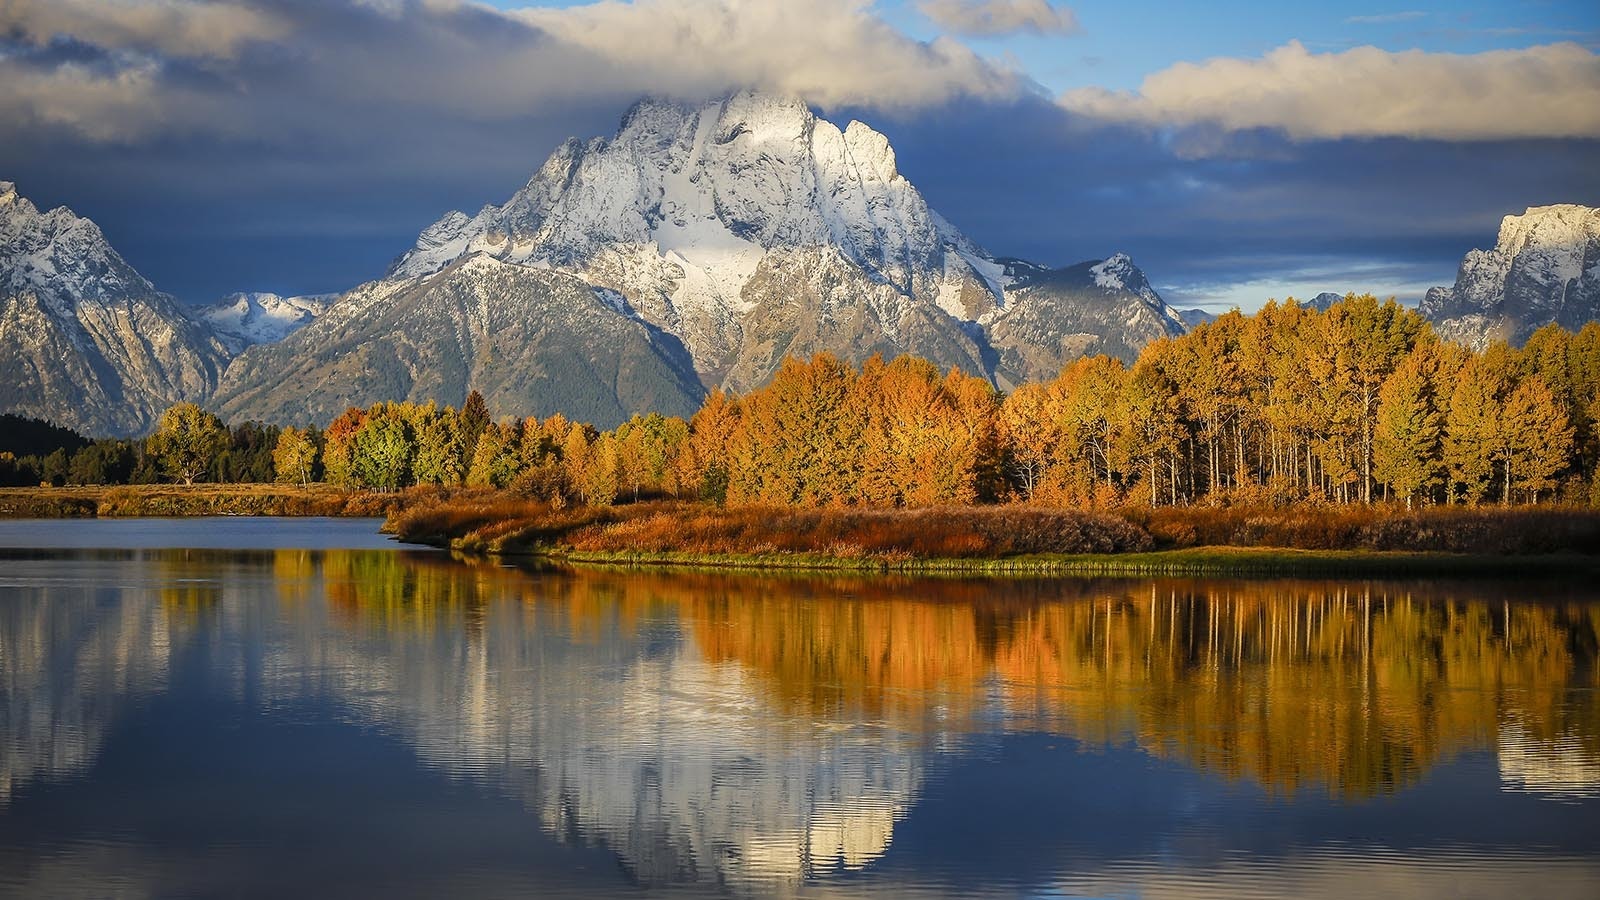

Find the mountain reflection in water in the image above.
[{"left": 1, "top": 545, "right": 1597, "bottom": 898}]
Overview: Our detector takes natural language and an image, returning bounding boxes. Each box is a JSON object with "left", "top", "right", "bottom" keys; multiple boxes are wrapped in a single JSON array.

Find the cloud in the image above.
[
  {"left": 1344, "top": 11, "right": 1428, "bottom": 25},
  {"left": 514, "top": 0, "right": 1030, "bottom": 109},
  {"left": 0, "top": 0, "right": 1031, "bottom": 147},
  {"left": 1058, "top": 41, "right": 1600, "bottom": 144},
  {"left": 916, "top": 0, "right": 1079, "bottom": 37},
  {"left": 0, "top": 0, "right": 290, "bottom": 59}
]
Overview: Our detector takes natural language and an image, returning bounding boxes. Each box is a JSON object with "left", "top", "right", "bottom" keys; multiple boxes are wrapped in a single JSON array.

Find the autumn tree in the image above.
[
  {"left": 321, "top": 408, "right": 368, "bottom": 488},
  {"left": 1373, "top": 347, "right": 1444, "bottom": 507},
  {"left": 1339, "top": 294, "right": 1431, "bottom": 502},
  {"left": 467, "top": 422, "right": 523, "bottom": 488},
  {"left": 728, "top": 354, "right": 863, "bottom": 506},
  {"left": 997, "top": 382, "right": 1056, "bottom": 501},
  {"left": 273, "top": 427, "right": 318, "bottom": 485},
  {"left": 580, "top": 432, "right": 622, "bottom": 506},
  {"left": 1442, "top": 358, "right": 1503, "bottom": 505},
  {"left": 1501, "top": 375, "right": 1574, "bottom": 504},
  {"left": 351, "top": 405, "right": 415, "bottom": 491},
  {"left": 413, "top": 408, "right": 466, "bottom": 486},
  {"left": 688, "top": 389, "right": 740, "bottom": 503},
  {"left": 147, "top": 403, "right": 229, "bottom": 485}
]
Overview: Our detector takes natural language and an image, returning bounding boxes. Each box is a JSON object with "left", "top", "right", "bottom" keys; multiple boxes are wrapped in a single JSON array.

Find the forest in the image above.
[{"left": 6, "top": 294, "right": 1599, "bottom": 510}]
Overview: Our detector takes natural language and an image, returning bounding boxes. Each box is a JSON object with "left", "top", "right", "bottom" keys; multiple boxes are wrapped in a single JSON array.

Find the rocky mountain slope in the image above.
[
  {"left": 223, "top": 91, "right": 1186, "bottom": 425},
  {"left": 0, "top": 182, "right": 228, "bottom": 436},
  {"left": 1421, "top": 205, "right": 1600, "bottom": 347},
  {"left": 211, "top": 256, "right": 705, "bottom": 427}
]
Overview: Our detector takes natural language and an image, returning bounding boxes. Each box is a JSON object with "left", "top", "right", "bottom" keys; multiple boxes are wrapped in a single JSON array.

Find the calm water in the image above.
[{"left": 1, "top": 519, "right": 1597, "bottom": 898}]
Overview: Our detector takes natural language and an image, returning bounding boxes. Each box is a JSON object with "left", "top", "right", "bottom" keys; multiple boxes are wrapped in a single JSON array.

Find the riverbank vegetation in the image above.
[
  {"left": 384, "top": 496, "right": 1600, "bottom": 571},
  {"left": 6, "top": 296, "right": 1600, "bottom": 566}
]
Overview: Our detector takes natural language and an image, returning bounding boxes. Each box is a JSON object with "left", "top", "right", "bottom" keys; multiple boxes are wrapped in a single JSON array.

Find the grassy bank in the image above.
[
  {"left": 0, "top": 484, "right": 429, "bottom": 518},
  {"left": 385, "top": 496, "right": 1600, "bottom": 576}
]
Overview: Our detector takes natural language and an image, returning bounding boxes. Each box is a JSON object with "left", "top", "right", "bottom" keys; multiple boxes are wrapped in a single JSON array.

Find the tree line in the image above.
[{"left": 6, "top": 294, "right": 1597, "bottom": 507}]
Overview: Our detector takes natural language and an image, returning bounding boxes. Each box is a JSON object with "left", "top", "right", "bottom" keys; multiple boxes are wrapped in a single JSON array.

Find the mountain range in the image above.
[{"left": 2, "top": 93, "right": 1595, "bottom": 436}]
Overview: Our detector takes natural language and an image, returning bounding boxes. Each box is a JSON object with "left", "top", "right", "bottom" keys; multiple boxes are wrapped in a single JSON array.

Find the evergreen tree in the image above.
[{"left": 459, "top": 389, "right": 491, "bottom": 465}]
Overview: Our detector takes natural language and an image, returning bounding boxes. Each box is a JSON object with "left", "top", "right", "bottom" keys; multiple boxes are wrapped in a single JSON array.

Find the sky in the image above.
[{"left": 1, "top": 0, "right": 1596, "bottom": 312}]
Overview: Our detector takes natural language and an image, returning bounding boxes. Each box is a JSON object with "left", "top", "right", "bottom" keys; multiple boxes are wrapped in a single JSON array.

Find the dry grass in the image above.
[
  {"left": 388, "top": 499, "right": 1152, "bottom": 559},
  {"left": 387, "top": 494, "right": 1600, "bottom": 562},
  {"left": 1123, "top": 503, "right": 1600, "bottom": 554}
]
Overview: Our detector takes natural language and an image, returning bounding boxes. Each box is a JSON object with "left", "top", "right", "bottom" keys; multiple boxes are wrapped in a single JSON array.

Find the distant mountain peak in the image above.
[
  {"left": 1422, "top": 203, "right": 1600, "bottom": 347},
  {"left": 197, "top": 291, "right": 334, "bottom": 354},
  {"left": 0, "top": 180, "right": 226, "bottom": 436}
]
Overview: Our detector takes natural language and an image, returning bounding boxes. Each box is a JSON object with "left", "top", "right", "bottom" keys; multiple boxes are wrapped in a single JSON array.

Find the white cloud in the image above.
[
  {"left": 917, "top": 0, "right": 1079, "bottom": 37},
  {"left": 1058, "top": 41, "right": 1600, "bottom": 143},
  {"left": 514, "top": 0, "right": 1028, "bottom": 110}
]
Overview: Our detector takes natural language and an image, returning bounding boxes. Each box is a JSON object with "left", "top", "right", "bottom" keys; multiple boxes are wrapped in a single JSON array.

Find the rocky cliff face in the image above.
[
  {"left": 0, "top": 182, "right": 228, "bottom": 436},
  {"left": 222, "top": 92, "right": 1185, "bottom": 426},
  {"left": 1421, "top": 205, "right": 1600, "bottom": 347}
]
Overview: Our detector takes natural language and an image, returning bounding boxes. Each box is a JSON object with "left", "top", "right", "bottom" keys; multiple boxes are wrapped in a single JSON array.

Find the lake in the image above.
[{"left": 1, "top": 518, "right": 1596, "bottom": 898}]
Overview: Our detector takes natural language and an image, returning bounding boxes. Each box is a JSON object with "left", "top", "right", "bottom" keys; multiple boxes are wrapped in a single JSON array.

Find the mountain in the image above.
[
  {"left": 221, "top": 92, "right": 1184, "bottom": 426},
  {"left": 985, "top": 254, "right": 1187, "bottom": 386},
  {"left": 0, "top": 181, "right": 228, "bottom": 436},
  {"left": 1177, "top": 308, "right": 1218, "bottom": 328},
  {"left": 211, "top": 256, "right": 705, "bottom": 427},
  {"left": 1421, "top": 205, "right": 1600, "bottom": 347},
  {"left": 198, "top": 292, "right": 333, "bottom": 354}
]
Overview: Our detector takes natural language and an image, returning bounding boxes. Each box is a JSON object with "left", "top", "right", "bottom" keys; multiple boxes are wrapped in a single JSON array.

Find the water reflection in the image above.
[{"left": 1, "top": 546, "right": 1597, "bottom": 897}]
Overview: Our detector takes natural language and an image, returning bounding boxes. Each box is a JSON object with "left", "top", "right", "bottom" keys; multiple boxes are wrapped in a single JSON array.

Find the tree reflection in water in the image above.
[{"left": 2, "top": 547, "right": 1597, "bottom": 895}]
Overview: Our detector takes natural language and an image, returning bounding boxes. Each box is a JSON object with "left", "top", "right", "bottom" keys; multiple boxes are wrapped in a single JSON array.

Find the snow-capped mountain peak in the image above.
[
  {"left": 0, "top": 183, "right": 158, "bottom": 311},
  {"left": 1091, "top": 253, "right": 1138, "bottom": 291},
  {"left": 214, "top": 93, "right": 1190, "bottom": 426}
]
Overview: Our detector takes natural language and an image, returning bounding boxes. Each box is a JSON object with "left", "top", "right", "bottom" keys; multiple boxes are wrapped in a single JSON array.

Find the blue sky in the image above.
[{"left": 2, "top": 1, "right": 1596, "bottom": 311}]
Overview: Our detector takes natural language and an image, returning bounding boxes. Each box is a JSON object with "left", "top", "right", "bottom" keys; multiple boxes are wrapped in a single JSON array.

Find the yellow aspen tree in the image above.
[{"left": 1502, "top": 375, "right": 1575, "bottom": 504}]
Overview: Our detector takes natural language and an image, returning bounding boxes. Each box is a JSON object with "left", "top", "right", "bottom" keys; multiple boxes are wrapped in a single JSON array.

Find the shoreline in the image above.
[
  {"left": 440, "top": 544, "right": 1600, "bottom": 578},
  {"left": 6, "top": 486, "right": 1597, "bottom": 578}
]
